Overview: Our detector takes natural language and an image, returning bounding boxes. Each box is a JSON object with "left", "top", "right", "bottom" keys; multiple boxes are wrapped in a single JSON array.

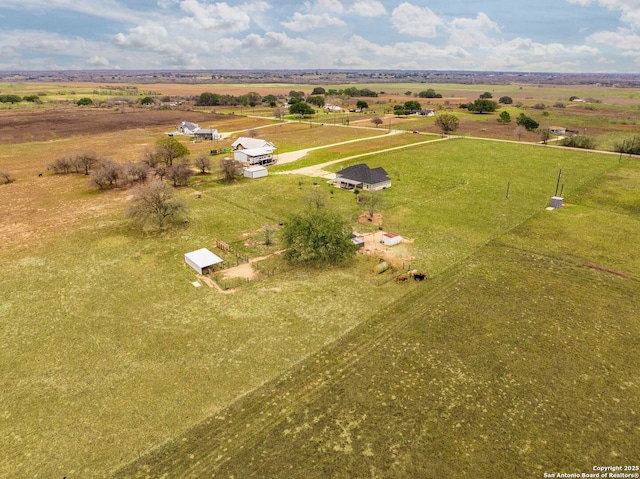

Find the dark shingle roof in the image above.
[{"left": 338, "top": 164, "right": 390, "bottom": 185}]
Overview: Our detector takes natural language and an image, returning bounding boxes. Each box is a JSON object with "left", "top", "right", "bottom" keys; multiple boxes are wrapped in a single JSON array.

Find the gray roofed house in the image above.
[
  {"left": 177, "top": 121, "right": 200, "bottom": 135},
  {"left": 335, "top": 163, "right": 391, "bottom": 191}
]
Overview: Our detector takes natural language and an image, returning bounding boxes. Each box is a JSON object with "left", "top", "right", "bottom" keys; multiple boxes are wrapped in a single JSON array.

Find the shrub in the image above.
[{"left": 561, "top": 135, "right": 597, "bottom": 150}]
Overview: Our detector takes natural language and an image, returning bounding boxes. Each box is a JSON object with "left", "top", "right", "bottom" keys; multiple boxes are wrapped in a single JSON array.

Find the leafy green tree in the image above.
[
  {"left": 497, "top": 111, "right": 511, "bottom": 123},
  {"left": 498, "top": 96, "right": 513, "bottom": 104},
  {"left": 516, "top": 113, "right": 539, "bottom": 131},
  {"left": 155, "top": 137, "right": 189, "bottom": 166},
  {"left": 76, "top": 97, "right": 93, "bottom": 106},
  {"left": 23, "top": 95, "right": 40, "bottom": 102},
  {"left": 404, "top": 100, "right": 422, "bottom": 111},
  {"left": 262, "top": 94, "right": 278, "bottom": 107},
  {"left": 281, "top": 209, "right": 357, "bottom": 265},
  {"left": 418, "top": 89, "right": 442, "bottom": 98},
  {"left": 356, "top": 100, "right": 369, "bottom": 110},
  {"left": 307, "top": 95, "right": 325, "bottom": 107},
  {"left": 289, "top": 102, "right": 316, "bottom": 117},
  {"left": 467, "top": 98, "right": 498, "bottom": 113},
  {"left": 434, "top": 112, "right": 460, "bottom": 135},
  {"left": 311, "top": 87, "right": 326, "bottom": 95},
  {"left": 196, "top": 92, "right": 221, "bottom": 106},
  {"left": 393, "top": 104, "right": 408, "bottom": 115},
  {"left": 140, "top": 96, "right": 154, "bottom": 105},
  {"left": 126, "top": 180, "right": 187, "bottom": 230},
  {"left": 479, "top": 91, "right": 493, "bottom": 99}
]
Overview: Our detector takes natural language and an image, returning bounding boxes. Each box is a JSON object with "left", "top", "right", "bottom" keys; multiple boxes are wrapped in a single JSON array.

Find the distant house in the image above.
[
  {"left": 234, "top": 147, "right": 277, "bottom": 166},
  {"left": 232, "top": 137, "right": 276, "bottom": 151},
  {"left": 549, "top": 126, "right": 567, "bottom": 135},
  {"left": 335, "top": 164, "right": 391, "bottom": 191},
  {"left": 325, "top": 104, "right": 342, "bottom": 112},
  {"left": 193, "top": 128, "right": 221, "bottom": 140},
  {"left": 184, "top": 248, "right": 223, "bottom": 275},
  {"left": 177, "top": 121, "right": 200, "bottom": 135}
]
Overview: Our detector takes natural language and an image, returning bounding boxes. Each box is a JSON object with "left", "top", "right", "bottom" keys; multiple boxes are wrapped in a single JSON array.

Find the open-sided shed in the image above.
[{"left": 184, "top": 248, "right": 223, "bottom": 274}]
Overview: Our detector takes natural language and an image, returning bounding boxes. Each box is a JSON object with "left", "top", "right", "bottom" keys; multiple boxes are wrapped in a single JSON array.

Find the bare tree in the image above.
[
  {"left": 361, "top": 190, "right": 384, "bottom": 219},
  {"left": 263, "top": 224, "right": 277, "bottom": 245},
  {"left": 247, "top": 128, "right": 259, "bottom": 138},
  {"left": 74, "top": 151, "right": 98, "bottom": 175},
  {"left": 219, "top": 157, "right": 243, "bottom": 183},
  {"left": 0, "top": 169, "right": 15, "bottom": 184},
  {"left": 166, "top": 159, "right": 194, "bottom": 187},
  {"left": 306, "top": 189, "right": 328, "bottom": 209},
  {"left": 49, "top": 155, "right": 74, "bottom": 174},
  {"left": 126, "top": 180, "right": 188, "bottom": 230},
  {"left": 154, "top": 164, "right": 167, "bottom": 181},
  {"left": 124, "top": 161, "right": 151, "bottom": 184},
  {"left": 515, "top": 125, "right": 526, "bottom": 142},
  {"left": 90, "top": 158, "right": 123, "bottom": 189},
  {"left": 141, "top": 148, "right": 159, "bottom": 168},
  {"left": 371, "top": 116, "right": 384, "bottom": 128},
  {"left": 194, "top": 153, "right": 212, "bottom": 174}
]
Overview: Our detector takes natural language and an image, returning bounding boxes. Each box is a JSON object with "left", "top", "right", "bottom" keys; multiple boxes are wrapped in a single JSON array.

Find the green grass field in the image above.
[
  {"left": 1, "top": 83, "right": 638, "bottom": 478},
  {"left": 114, "top": 158, "right": 640, "bottom": 479}
]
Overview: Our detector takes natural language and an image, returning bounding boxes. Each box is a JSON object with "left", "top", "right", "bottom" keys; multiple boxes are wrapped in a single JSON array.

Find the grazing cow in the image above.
[
  {"left": 395, "top": 274, "right": 409, "bottom": 282},
  {"left": 413, "top": 273, "right": 427, "bottom": 281}
]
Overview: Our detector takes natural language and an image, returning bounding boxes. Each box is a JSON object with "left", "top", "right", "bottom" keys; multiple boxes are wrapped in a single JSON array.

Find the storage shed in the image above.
[
  {"left": 243, "top": 166, "right": 268, "bottom": 179},
  {"left": 381, "top": 232, "right": 402, "bottom": 246},
  {"left": 184, "top": 248, "right": 223, "bottom": 275}
]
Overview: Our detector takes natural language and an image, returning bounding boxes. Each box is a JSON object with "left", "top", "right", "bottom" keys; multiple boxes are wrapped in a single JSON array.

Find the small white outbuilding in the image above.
[
  {"left": 381, "top": 232, "right": 402, "bottom": 246},
  {"left": 243, "top": 166, "right": 268, "bottom": 179},
  {"left": 184, "top": 248, "right": 223, "bottom": 275}
]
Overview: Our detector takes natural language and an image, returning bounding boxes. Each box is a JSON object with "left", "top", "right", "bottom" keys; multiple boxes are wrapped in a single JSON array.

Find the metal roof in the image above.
[{"left": 184, "top": 248, "right": 223, "bottom": 268}]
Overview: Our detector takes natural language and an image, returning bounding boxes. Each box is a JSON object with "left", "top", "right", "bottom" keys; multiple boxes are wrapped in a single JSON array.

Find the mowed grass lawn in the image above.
[
  {"left": 116, "top": 160, "right": 640, "bottom": 479},
  {"left": 0, "top": 135, "right": 627, "bottom": 477}
]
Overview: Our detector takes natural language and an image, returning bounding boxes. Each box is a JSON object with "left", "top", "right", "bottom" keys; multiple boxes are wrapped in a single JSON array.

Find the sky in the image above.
[{"left": 0, "top": 0, "right": 640, "bottom": 72}]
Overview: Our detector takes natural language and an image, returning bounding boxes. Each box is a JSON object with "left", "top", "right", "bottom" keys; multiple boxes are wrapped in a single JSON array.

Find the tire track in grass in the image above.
[{"left": 111, "top": 269, "right": 462, "bottom": 478}]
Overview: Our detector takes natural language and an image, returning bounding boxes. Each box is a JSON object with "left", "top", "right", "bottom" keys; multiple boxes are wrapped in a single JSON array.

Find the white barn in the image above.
[{"left": 184, "top": 248, "right": 223, "bottom": 274}]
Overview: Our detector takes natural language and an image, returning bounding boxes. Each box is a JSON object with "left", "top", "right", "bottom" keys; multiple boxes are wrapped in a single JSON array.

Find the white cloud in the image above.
[
  {"left": 351, "top": 0, "right": 386, "bottom": 17},
  {"left": 178, "top": 0, "right": 266, "bottom": 33},
  {"left": 303, "top": 0, "right": 344, "bottom": 13},
  {"left": 0, "top": 0, "right": 142, "bottom": 23},
  {"left": 282, "top": 12, "right": 345, "bottom": 32},
  {"left": 565, "top": 0, "right": 640, "bottom": 26},
  {"left": 447, "top": 12, "right": 501, "bottom": 48},
  {"left": 391, "top": 3, "right": 443, "bottom": 38},
  {"left": 112, "top": 21, "right": 185, "bottom": 57},
  {"left": 86, "top": 55, "right": 110, "bottom": 67},
  {"left": 588, "top": 27, "right": 640, "bottom": 50}
]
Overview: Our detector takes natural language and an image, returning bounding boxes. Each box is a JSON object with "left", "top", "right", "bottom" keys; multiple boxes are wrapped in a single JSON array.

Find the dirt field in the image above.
[{"left": 0, "top": 108, "right": 220, "bottom": 144}]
